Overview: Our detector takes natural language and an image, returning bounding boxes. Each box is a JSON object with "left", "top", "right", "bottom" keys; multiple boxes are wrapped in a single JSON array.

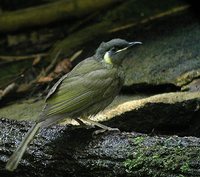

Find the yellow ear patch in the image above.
[{"left": 103, "top": 52, "right": 113, "bottom": 65}]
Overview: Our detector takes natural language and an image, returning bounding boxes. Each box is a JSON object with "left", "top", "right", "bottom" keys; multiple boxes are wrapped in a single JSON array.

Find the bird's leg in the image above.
[
  {"left": 80, "top": 117, "right": 119, "bottom": 134},
  {"left": 74, "top": 118, "right": 86, "bottom": 126},
  {"left": 74, "top": 118, "right": 95, "bottom": 129}
]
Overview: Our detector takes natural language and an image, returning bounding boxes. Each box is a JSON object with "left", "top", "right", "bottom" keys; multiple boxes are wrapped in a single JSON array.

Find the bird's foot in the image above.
[
  {"left": 79, "top": 117, "right": 120, "bottom": 135},
  {"left": 80, "top": 124, "right": 95, "bottom": 129},
  {"left": 93, "top": 127, "right": 120, "bottom": 135}
]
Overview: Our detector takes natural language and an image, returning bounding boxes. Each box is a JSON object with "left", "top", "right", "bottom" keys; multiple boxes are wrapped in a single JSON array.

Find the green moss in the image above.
[
  {"left": 180, "top": 163, "right": 190, "bottom": 173},
  {"left": 124, "top": 142, "right": 194, "bottom": 176},
  {"left": 132, "top": 136, "right": 145, "bottom": 145}
]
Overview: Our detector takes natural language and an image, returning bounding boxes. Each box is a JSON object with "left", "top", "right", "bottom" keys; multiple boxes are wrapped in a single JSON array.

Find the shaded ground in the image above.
[{"left": 0, "top": 0, "right": 200, "bottom": 176}]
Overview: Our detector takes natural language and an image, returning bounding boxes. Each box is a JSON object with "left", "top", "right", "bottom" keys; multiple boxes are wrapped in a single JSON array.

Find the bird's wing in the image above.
[
  {"left": 45, "top": 58, "right": 101, "bottom": 100},
  {"left": 40, "top": 58, "right": 119, "bottom": 122}
]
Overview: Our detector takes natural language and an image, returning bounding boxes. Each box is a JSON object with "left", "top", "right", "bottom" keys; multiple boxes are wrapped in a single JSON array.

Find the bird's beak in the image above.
[{"left": 128, "top": 41, "right": 142, "bottom": 47}]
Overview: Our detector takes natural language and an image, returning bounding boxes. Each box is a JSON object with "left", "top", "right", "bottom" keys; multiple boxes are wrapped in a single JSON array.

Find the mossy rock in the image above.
[{"left": 123, "top": 12, "right": 200, "bottom": 89}]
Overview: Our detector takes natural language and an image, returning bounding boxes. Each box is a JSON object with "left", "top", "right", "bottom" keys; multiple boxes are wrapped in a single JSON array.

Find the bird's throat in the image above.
[{"left": 103, "top": 52, "right": 113, "bottom": 65}]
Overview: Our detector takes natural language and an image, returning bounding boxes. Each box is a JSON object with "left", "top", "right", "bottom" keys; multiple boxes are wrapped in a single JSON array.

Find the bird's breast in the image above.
[{"left": 41, "top": 60, "right": 125, "bottom": 124}]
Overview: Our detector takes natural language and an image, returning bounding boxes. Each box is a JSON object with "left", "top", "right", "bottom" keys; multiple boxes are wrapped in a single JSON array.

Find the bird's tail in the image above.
[{"left": 6, "top": 122, "right": 41, "bottom": 171}]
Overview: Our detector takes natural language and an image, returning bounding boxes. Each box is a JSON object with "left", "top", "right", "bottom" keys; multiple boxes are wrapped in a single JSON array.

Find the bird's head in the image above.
[{"left": 95, "top": 38, "right": 142, "bottom": 66}]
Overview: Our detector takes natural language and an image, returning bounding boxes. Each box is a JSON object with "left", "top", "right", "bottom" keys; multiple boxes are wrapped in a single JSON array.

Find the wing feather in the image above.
[{"left": 40, "top": 59, "right": 119, "bottom": 122}]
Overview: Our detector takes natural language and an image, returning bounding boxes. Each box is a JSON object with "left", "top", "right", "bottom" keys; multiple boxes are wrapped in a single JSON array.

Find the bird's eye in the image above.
[{"left": 111, "top": 47, "right": 116, "bottom": 52}]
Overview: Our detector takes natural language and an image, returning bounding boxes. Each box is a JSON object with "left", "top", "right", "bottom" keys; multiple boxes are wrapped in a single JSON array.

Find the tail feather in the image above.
[{"left": 6, "top": 122, "right": 41, "bottom": 171}]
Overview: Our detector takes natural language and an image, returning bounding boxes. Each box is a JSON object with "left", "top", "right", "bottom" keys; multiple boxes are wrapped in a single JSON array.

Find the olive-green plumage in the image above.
[
  {"left": 41, "top": 58, "right": 124, "bottom": 126},
  {"left": 6, "top": 39, "right": 141, "bottom": 171}
]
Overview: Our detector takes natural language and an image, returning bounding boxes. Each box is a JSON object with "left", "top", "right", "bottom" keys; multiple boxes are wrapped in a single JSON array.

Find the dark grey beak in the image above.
[{"left": 128, "top": 41, "right": 142, "bottom": 47}]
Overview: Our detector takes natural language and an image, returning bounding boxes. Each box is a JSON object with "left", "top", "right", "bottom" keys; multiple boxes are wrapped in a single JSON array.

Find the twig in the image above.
[
  {"left": 109, "top": 5, "right": 190, "bottom": 33},
  {"left": 69, "top": 50, "right": 83, "bottom": 62},
  {"left": 0, "top": 83, "right": 17, "bottom": 100},
  {"left": 44, "top": 50, "right": 61, "bottom": 76},
  {"left": 0, "top": 53, "right": 48, "bottom": 62}
]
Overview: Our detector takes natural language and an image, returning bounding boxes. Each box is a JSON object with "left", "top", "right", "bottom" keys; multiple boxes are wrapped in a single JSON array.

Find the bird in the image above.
[{"left": 6, "top": 38, "right": 142, "bottom": 171}]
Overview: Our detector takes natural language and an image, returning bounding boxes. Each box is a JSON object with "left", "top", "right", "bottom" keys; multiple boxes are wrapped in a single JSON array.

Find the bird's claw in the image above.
[{"left": 93, "top": 127, "right": 120, "bottom": 136}]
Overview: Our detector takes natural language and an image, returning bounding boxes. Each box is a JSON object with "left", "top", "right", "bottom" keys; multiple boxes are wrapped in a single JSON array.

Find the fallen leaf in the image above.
[
  {"left": 37, "top": 76, "right": 53, "bottom": 83},
  {"left": 54, "top": 59, "right": 72, "bottom": 74},
  {"left": 32, "top": 55, "right": 41, "bottom": 66}
]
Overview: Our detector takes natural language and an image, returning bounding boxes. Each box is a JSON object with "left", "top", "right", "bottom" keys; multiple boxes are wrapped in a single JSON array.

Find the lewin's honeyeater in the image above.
[{"left": 6, "top": 38, "right": 142, "bottom": 171}]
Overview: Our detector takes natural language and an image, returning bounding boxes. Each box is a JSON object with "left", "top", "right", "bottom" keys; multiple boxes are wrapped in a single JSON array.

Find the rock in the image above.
[
  {"left": 176, "top": 69, "right": 200, "bottom": 87},
  {"left": 94, "top": 92, "right": 200, "bottom": 135},
  {"left": 123, "top": 10, "right": 200, "bottom": 90},
  {"left": 1, "top": 118, "right": 200, "bottom": 177},
  {"left": 1, "top": 92, "right": 200, "bottom": 136},
  {"left": 0, "top": 99, "right": 43, "bottom": 121},
  {"left": 181, "top": 79, "right": 200, "bottom": 92},
  {"left": 176, "top": 69, "right": 200, "bottom": 92},
  {"left": 49, "top": 0, "right": 188, "bottom": 62}
]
